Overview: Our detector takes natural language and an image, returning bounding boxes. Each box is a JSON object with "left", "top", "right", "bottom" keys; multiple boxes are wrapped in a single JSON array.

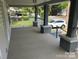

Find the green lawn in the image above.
[{"left": 11, "top": 20, "right": 33, "bottom": 28}]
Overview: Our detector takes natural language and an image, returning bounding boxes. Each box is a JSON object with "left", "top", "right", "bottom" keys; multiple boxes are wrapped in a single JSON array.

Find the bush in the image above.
[{"left": 21, "top": 16, "right": 29, "bottom": 21}]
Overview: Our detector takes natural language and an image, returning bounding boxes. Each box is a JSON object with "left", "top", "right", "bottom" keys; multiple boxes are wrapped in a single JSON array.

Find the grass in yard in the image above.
[{"left": 11, "top": 20, "right": 33, "bottom": 28}]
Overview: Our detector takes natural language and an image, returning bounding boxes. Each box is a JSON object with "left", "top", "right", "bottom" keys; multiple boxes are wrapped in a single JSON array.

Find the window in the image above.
[{"left": 50, "top": 20, "right": 55, "bottom": 23}]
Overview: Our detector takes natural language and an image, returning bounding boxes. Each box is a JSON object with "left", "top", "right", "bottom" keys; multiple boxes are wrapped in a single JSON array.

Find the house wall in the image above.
[{"left": 0, "top": 0, "right": 11, "bottom": 59}]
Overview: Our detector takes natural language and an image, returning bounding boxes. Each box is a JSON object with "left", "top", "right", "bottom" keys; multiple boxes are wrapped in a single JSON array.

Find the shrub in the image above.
[{"left": 21, "top": 16, "right": 29, "bottom": 21}]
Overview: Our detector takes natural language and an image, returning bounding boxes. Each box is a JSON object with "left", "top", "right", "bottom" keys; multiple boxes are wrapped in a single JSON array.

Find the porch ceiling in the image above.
[{"left": 6, "top": 0, "right": 68, "bottom": 7}]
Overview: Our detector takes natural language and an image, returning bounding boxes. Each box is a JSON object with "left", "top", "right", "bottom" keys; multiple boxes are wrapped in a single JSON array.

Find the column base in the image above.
[
  {"left": 40, "top": 25, "right": 52, "bottom": 33},
  {"left": 59, "top": 34, "right": 78, "bottom": 52},
  {"left": 33, "top": 21, "right": 38, "bottom": 27}
]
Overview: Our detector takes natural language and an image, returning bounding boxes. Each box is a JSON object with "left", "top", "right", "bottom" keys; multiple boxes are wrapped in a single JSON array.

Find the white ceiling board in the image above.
[
  {"left": 6, "top": 0, "right": 35, "bottom": 6},
  {"left": 5, "top": 0, "right": 68, "bottom": 6}
]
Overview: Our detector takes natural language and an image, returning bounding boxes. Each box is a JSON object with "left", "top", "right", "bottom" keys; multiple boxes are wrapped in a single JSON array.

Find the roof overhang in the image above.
[{"left": 5, "top": 0, "right": 69, "bottom": 7}]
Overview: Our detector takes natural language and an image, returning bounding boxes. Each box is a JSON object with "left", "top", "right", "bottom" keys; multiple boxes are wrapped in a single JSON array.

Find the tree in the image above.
[
  {"left": 18, "top": 7, "right": 35, "bottom": 16},
  {"left": 38, "top": 6, "right": 44, "bottom": 20},
  {"left": 50, "top": 1, "right": 68, "bottom": 16}
]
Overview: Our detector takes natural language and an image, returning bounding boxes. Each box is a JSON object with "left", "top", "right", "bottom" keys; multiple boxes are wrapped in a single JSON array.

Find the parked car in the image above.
[
  {"left": 10, "top": 15, "right": 22, "bottom": 19},
  {"left": 48, "top": 20, "right": 67, "bottom": 29}
]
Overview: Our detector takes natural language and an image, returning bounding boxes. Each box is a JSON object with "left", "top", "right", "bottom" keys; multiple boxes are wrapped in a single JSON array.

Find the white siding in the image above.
[{"left": 0, "top": 0, "right": 11, "bottom": 59}]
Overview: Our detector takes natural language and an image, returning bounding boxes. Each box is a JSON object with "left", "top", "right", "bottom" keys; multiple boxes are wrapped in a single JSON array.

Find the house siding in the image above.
[{"left": 0, "top": 0, "right": 11, "bottom": 59}]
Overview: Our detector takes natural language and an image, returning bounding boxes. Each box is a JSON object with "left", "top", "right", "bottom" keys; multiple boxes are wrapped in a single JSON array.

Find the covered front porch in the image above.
[
  {"left": 7, "top": 27, "right": 77, "bottom": 59},
  {"left": 0, "top": 0, "right": 78, "bottom": 59}
]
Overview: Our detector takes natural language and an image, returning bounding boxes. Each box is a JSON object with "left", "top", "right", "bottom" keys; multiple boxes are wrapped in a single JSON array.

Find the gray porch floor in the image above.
[{"left": 7, "top": 27, "right": 77, "bottom": 59}]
